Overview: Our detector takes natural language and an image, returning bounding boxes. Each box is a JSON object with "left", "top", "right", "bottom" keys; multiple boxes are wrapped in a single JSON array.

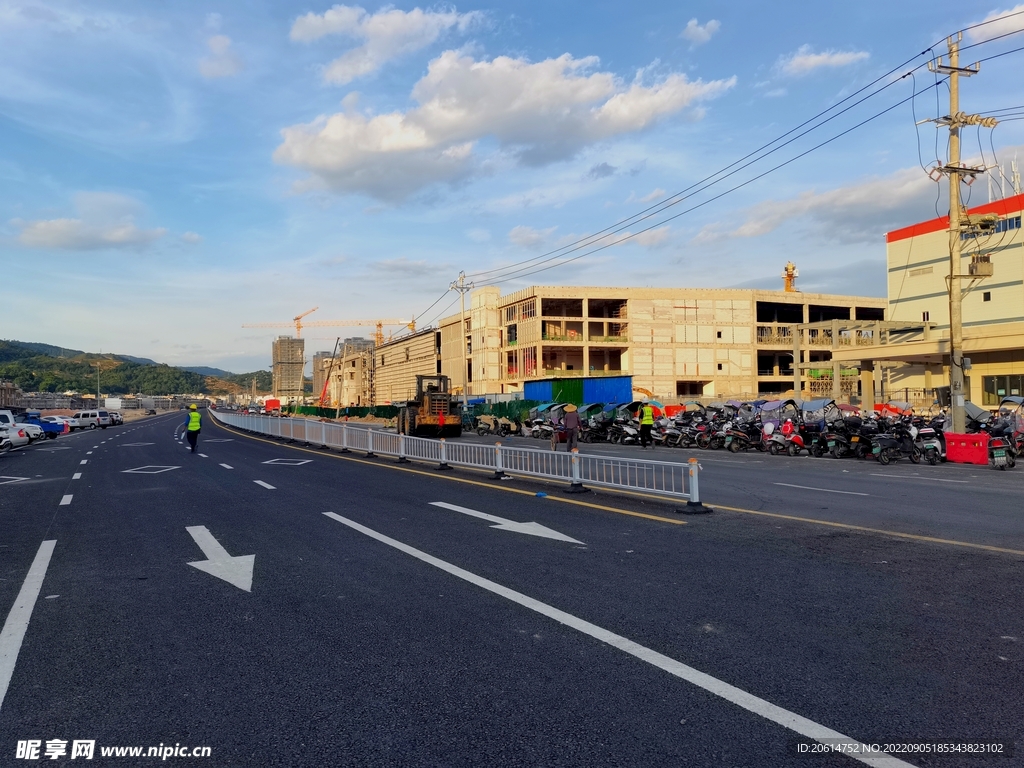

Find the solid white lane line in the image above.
[
  {"left": 0, "top": 540, "right": 56, "bottom": 713},
  {"left": 867, "top": 473, "right": 968, "bottom": 484},
  {"left": 59, "top": 495, "right": 73, "bottom": 506},
  {"left": 324, "top": 513, "right": 914, "bottom": 768},
  {"left": 220, "top": 464, "right": 233, "bottom": 470},
  {"left": 72, "top": 473, "right": 81, "bottom": 480},
  {"left": 773, "top": 482, "right": 869, "bottom": 497},
  {"left": 254, "top": 480, "right": 275, "bottom": 489},
  {"left": 79, "top": 460, "right": 87, "bottom": 465}
]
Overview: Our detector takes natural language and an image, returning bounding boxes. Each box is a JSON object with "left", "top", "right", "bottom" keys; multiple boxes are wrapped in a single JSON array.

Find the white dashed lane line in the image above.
[
  {"left": 59, "top": 495, "right": 73, "bottom": 506},
  {"left": 72, "top": 473, "right": 81, "bottom": 480},
  {"left": 79, "top": 460, "right": 87, "bottom": 465},
  {"left": 254, "top": 481, "right": 275, "bottom": 490},
  {"left": 198, "top": 453, "right": 208, "bottom": 458},
  {"left": 220, "top": 464, "right": 233, "bottom": 470}
]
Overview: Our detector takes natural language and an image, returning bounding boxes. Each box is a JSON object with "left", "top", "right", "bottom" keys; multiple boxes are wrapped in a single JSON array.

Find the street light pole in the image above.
[{"left": 450, "top": 271, "right": 474, "bottom": 410}]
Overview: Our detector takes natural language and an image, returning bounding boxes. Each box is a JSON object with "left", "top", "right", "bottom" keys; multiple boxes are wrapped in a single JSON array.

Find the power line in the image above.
[
  {"left": 473, "top": 61, "right": 942, "bottom": 285},
  {"left": 464, "top": 50, "right": 940, "bottom": 282},
  {"left": 486, "top": 79, "right": 949, "bottom": 286},
  {"left": 462, "top": 21, "right": 1024, "bottom": 286}
]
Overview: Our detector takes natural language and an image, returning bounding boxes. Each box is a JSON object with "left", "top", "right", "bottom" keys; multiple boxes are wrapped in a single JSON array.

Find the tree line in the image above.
[{"left": 0, "top": 342, "right": 270, "bottom": 396}]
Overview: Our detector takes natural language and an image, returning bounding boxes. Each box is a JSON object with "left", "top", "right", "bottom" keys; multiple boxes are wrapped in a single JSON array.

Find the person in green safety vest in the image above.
[
  {"left": 183, "top": 404, "right": 202, "bottom": 453},
  {"left": 637, "top": 399, "right": 655, "bottom": 449}
]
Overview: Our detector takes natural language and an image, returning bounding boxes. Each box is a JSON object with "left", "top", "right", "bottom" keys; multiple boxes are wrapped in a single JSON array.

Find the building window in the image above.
[
  {"left": 716, "top": 331, "right": 722, "bottom": 339},
  {"left": 983, "top": 292, "right": 991, "bottom": 302},
  {"left": 983, "top": 374, "right": 1024, "bottom": 405},
  {"left": 922, "top": 312, "right": 930, "bottom": 322},
  {"left": 909, "top": 266, "right": 933, "bottom": 277},
  {"left": 717, "top": 363, "right": 723, "bottom": 371}
]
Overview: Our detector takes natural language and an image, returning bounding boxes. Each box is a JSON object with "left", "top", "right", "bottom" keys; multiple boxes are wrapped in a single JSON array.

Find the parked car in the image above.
[
  {"left": 0, "top": 424, "right": 31, "bottom": 449},
  {"left": 0, "top": 410, "right": 42, "bottom": 442},
  {"left": 42, "top": 415, "right": 75, "bottom": 432},
  {"left": 109, "top": 411, "right": 124, "bottom": 425},
  {"left": 0, "top": 429, "right": 11, "bottom": 456},
  {"left": 17, "top": 411, "right": 64, "bottom": 440},
  {"left": 45, "top": 414, "right": 84, "bottom": 431},
  {"left": 73, "top": 410, "right": 111, "bottom": 429},
  {"left": 145, "top": 409, "right": 157, "bottom": 415}
]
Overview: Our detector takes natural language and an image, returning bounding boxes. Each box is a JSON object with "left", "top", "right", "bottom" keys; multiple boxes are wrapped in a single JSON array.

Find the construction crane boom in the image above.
[{"left": 243, "top": 313, "right": 415, "bottom": 341}]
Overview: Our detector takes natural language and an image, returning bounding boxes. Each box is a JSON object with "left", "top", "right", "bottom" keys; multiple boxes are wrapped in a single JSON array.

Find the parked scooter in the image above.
[
  {"left": 871, "top": 423, "right": 920, "bottom": 465},
  {"left": 475, "top": 414, "right": 503, "bottom": 437},
  {"left": 986, "top": 417, "right": 1017, "bottom": 470}
]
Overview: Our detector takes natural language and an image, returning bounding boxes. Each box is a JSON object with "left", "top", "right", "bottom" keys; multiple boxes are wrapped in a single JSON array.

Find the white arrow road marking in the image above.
[
  {"left": 430, "top": 501, "right": 583, "bottom": 544},
  {"left": 324, "top": 514, "right": 916, "bottom": 768},
  {"left": 185, "top": 526, "right": 254, "bottom": 592},
  {"left": 0, "top": 540, "right": 56, "bottom": 713},
  {"left": 262, "top": 458, "right": 312, "bottom": 465},
  {"left": 122, "top": 465, "right": 180, "bottom": 474}
]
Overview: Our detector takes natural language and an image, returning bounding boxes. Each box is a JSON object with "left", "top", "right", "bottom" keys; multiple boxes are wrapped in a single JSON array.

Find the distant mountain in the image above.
[
  {"left": 3, "top": 340, "right": 158, "bottom": 366},
  {"left": 183, "top": 366, "right": 236, "bottom": 378},
  {"left": 119, "top": 354, "right": 160, "bottom": 366},
  {"left": 4, "top": 340, "right": 85, "bottom": 358}
]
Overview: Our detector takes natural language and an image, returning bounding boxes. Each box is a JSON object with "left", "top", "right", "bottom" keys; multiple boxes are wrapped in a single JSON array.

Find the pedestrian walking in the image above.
[
  {"left": 562, "top": 404, "right": 581, "bottom": 451},
  {"left": 183, "top": 404, "right": 202, "bottom": 453},
  {"left": 637, "top": 399, "right": 655, "bottom": 449}
]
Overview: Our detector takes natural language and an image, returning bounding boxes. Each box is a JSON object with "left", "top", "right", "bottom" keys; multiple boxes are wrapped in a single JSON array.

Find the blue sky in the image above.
[{"left": 3, "top": 0, "right": 1023, "bottom": 373}]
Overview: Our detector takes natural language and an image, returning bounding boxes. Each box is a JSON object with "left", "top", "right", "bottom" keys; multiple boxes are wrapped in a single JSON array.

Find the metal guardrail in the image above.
[{"left": 209, "top": 410, "right": 707, "bottom": 509}]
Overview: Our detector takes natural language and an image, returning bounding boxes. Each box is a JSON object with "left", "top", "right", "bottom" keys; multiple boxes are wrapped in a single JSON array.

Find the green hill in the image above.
[{"left": 0, "top": 341, "right": 207, "bottom": 395}]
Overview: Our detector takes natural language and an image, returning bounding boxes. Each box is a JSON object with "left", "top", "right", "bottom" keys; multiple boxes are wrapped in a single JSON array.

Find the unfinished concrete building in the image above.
[{"left": 271, "top": 336, "right": 305, "bottom": 401}]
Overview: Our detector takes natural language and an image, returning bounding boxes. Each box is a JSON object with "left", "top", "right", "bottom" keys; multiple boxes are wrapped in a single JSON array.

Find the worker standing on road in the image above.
[
  {"left": 638, "top": 399, "right": 655, "bottom": 449},
  {"left": 562, "top": 404, "right": 581, "bottom": 451},
  {"left": 184, "top": 404, "right": 202, "bottom": 453}
]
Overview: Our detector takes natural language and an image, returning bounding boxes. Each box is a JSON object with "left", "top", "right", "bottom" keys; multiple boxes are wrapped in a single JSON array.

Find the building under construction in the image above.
[{"left": 271, "top": 336, "right": 305, "bottom": 401}]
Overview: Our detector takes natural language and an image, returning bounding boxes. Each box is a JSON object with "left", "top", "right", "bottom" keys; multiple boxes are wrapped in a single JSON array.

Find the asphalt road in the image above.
[{"left": 1, "top": 414, "right": 1022, "bottom": 767}]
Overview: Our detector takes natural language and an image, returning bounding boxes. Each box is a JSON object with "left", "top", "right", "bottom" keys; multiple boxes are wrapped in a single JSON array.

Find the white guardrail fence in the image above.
[{"left": 209, "top": 410, "right": 709, "bottom": 510}]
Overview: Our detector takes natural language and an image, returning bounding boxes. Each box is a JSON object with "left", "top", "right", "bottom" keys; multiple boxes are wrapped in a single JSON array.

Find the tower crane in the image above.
[
  {"left": 241, "top": 307, "right": 320, "bottom": 337},
  {"left": 243, "top": 313, "right": 416, "bottom": 343}
]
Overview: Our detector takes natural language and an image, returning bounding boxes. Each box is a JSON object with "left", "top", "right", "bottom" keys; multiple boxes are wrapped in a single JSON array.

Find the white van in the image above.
[{"left": 73, "top": 410, "right": 111, "bottom": 429}]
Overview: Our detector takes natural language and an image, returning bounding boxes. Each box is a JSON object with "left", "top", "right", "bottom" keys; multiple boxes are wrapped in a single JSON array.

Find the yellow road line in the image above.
[
  {"left": 712, "top": 503, "right": 1024, "bottom": 556},
  {"left": 210, "top": 419, "right": 686, "bottom": 526}
]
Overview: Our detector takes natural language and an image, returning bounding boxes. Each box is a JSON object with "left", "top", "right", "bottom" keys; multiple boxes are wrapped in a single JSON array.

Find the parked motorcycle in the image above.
[
  {"left": 871, "top": 423, "right": 920, "bottom": 465},
  {"left": 986, "top": 417, "right": 1017, "bottom": 470}
]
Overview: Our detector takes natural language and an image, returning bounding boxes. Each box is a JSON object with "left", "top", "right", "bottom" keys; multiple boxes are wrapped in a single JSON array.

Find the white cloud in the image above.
[
  {"left": 274, "top": 50, "right": 736, "bottom": 199},
  {"left": 776, "top": 45, "right": 869, "bottom": 76},
  {"left": 640, "top": 188, "right": 666, "bottom": 203},
  {"left": 966, "top": 5, "right": 1024, "bottom": 40},
  {"left": 681, "top": 18, "right": 720, "bottom": 45},
  {"left": 14, "top": 191, "right": 167, "bottom": 250},
  {"left": 465, "top": 228, "right": 491, "bottom": 242},
  {"left": 764, "top": 88, "right": 787, "bottom": 98},
  {"left": 508, "top": 225, "right": 556, "bottom": 248},
  {"left": 631, "top": 226, "right": 671, "bottom": 247},
  {"left": 691, "top": 166, "right": 936, "bottom": 246},
  {"left": 290, "top": 4, "right": 482, "bottom": 84},
  {"left": 199, "top": 34, "right": 243, "bottom": 79},
  {"left": 181, "top": 231, "right": 203, "bottom": 244},
  {"left": 367, "top": 256, "right": 446, "bottom": 277}
]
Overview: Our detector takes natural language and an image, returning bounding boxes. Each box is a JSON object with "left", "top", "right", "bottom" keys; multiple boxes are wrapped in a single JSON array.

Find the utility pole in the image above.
[
  {"left": 450, "top": 272, "right": 474, "bottom": 410},
  {"left": 928, "top": 34, "right": 996, "bottom": 433}
]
